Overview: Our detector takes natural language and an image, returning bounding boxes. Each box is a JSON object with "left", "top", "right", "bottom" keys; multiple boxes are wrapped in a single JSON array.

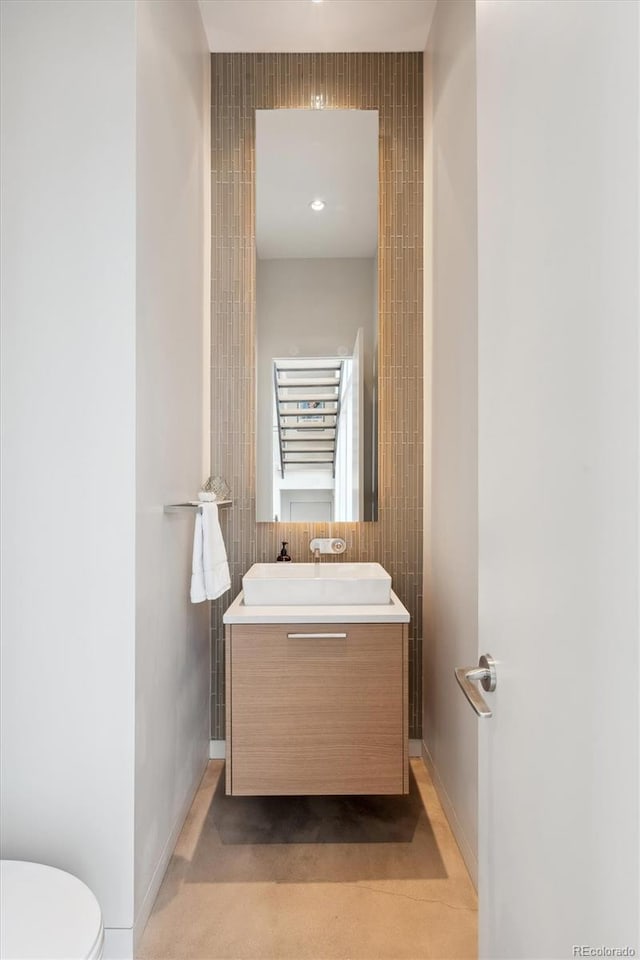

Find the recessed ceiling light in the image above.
[
  {"left": 311, "top": 0, "right": 323, "bottom": 4},
  {"left": 309, "top": 199, "right": 326, "bottom": 212}
]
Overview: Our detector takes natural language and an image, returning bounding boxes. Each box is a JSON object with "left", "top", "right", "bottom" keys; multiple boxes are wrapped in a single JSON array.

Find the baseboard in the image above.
[
  {"left": 133, "top": 754, "right": 209, "bottom": 952},
  {"left": 103, "top": 926, "right": 134, "bottom": 960},
  {"left": 210, "top": 739, "right": 421, "bottom": 760},
  {"left": 421, "top": 741, "right": 478, "bottom": 889}
]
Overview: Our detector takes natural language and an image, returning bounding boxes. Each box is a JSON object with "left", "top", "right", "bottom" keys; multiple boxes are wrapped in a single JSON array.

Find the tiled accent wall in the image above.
[{"left": 210, "top": 53, "right": 423, "bottom": 739}]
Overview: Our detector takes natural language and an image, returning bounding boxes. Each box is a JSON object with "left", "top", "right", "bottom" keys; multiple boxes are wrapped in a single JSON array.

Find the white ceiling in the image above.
[
  {"left": 256, "top": 109, "right": 378, "bottom": 259},
  {"left": 198, "top": 0, "right": 436, "bottom": 53}
]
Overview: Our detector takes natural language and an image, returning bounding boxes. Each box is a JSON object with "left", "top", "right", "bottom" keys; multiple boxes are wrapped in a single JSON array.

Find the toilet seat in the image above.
[{"left": 0, "top": 860, "right": 104, "bottom": 960}]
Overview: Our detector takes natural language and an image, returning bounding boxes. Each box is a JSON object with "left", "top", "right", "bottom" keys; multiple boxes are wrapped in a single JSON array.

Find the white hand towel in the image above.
[
  {"left": 190, "top": 511, "right": 206, "bottom": 603},
  {"left": 191, "top": 502, "right": 231, "bottom": 603}
]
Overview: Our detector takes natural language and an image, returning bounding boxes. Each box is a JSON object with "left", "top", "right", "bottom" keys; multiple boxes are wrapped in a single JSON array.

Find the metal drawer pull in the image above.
[
  {"left": 287, "top": 632, "right": 348, "bottom": 639},
  {"left": 454, "top": 654, "right": 497, "bottom": 718}
]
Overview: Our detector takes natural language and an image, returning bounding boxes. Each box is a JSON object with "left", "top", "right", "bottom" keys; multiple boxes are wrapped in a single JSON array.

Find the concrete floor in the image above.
[{"left": 138, "top": 759, "right": 477, "bottom": 960}]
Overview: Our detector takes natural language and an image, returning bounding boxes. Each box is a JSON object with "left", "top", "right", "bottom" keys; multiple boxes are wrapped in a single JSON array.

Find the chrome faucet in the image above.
[{"left": 310, "top": 537, "right": 347, "bottom": 563}]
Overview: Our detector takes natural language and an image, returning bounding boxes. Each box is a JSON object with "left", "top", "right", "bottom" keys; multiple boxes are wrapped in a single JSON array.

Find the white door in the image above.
[{"left": 473, "top": 2, "right": 639, "bottom": 957}]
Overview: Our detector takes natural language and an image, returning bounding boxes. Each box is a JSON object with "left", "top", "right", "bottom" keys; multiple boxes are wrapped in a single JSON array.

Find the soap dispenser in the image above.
[{"left": 276, "top": 541, "right": 292, "bottom": 562}]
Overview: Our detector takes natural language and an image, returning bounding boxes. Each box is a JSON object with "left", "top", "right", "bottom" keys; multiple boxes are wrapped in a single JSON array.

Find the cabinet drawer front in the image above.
[{"left": 226, "top": 623, "right": 407, "bottom": 796}]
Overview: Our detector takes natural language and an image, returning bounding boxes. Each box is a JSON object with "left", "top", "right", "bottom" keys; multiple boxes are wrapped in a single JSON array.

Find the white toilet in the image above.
[{"left": 0, "top": 860, "right": 104, "bottom": 960}]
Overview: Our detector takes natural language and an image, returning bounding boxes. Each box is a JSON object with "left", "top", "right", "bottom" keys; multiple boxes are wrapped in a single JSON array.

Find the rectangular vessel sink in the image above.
[{"left": 242, "top": 562, "right": 392, "bottom": 606}]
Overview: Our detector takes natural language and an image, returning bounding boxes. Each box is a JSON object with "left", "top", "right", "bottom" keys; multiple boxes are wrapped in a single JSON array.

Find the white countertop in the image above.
[{"left": 223, "top": 589, "right": 410, "bottom": 624}]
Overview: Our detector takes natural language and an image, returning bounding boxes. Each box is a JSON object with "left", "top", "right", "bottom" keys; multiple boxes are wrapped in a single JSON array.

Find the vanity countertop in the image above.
[{"left": 223, "top": 589, "right": 410, "bottom": 624}]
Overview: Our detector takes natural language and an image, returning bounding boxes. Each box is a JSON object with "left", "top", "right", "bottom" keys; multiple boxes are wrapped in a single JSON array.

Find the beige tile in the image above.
[{"left": 209, "top": 53, "right": 424, "bottom": 741}]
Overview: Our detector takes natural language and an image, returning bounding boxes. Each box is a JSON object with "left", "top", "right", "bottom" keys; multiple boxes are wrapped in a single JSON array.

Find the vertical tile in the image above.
[{"left": 211, "top": 54, "right": 424, "bottom": 740}]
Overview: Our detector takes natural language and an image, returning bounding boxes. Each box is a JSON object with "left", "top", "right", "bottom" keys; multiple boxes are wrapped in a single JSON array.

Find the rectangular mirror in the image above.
[{"left": 255, "top": 109, "right": 379, "bottom": 523}]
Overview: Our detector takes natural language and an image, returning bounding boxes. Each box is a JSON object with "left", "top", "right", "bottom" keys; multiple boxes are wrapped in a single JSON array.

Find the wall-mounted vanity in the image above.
[{"left": 224, "top": 562, "right": 409, "bottom": 797}]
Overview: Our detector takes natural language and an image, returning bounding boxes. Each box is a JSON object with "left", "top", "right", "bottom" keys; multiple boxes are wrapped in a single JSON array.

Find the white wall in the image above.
[
  {"left": 256, "top": 257, "right": 376, "bottom": 520},
  {"left": 334, "top": 333, "right": 363, "bottom": 522},
  {"left": 1, "top": 2, "right": 211, "bottom": 956},
  {"left": 423, "top": 0, "right": 479, "bottom": 883},
  {"left": 0, "top": 0, "right": 137, "bottom": 936},
  {"left": 134, "top": 0, "right": 210, "bottom": 946}
]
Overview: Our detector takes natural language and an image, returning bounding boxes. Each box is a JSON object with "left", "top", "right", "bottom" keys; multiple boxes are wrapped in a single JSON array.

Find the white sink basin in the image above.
[{"left": 242, "top": 562, "right": 392, "bottom": 606}]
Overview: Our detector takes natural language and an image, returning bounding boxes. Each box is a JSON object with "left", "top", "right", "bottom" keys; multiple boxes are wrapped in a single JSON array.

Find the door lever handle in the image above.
[{"left": 454, "top": 654, "right": 497, "bottom": 718}]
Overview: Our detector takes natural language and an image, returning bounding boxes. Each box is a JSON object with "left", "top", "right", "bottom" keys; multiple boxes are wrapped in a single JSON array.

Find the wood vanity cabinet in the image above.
[{"left": 225, "top": 622, "right": 408, "bottom": 796}]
